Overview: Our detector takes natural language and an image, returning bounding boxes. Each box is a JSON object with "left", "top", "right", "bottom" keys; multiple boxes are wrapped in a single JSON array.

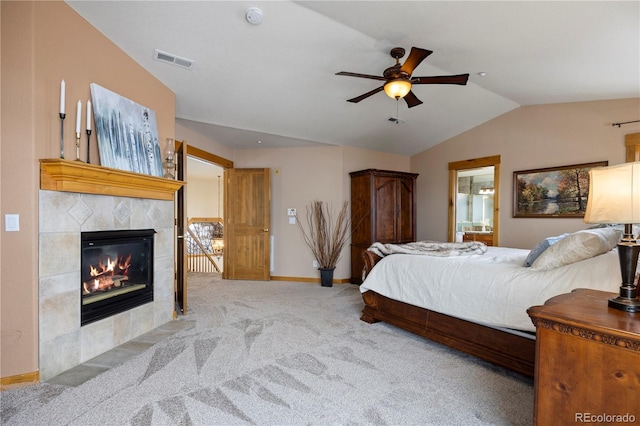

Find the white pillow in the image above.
[{"left": 530, "top": 227, "right": 621, "bottom": 271}]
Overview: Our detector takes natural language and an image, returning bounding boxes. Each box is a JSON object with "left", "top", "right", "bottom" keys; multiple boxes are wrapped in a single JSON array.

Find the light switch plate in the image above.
[
  {"left": 287, "top": 208, "right": 296, "bottom": 216},
  {"left": 5, "top": 214, "right": 19, "bottom": 232}
]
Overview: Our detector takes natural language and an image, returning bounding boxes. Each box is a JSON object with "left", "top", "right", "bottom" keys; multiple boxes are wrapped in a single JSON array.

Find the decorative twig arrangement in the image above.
[{"left": 297, "top": 200, "right": 351, "bottom": 269}]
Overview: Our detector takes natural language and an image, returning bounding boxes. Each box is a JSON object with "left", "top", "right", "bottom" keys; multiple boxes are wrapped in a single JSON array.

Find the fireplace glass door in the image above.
[{"left": 81, "top": 229, "right": 155, "bottom": 325}]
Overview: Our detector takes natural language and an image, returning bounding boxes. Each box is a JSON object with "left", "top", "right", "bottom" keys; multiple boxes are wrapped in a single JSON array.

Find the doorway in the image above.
[
  {"left": 174, "top": 143, "right": 272, "bottom": 315},
  {"left": 175, "top": 142, "right": 233, "bottom": 315},
  {"left": 186, "top": 156, "right": 225, "bottom": 273},
  {"left": 448, "top": 155, "right": 501, "bottom": 246}
]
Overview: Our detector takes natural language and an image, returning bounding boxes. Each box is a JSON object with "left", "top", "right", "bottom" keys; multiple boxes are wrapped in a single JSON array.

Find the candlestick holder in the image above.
[
  {"left": 86, "top": 129, "right": 92, "bottom": 163},
  {"left": 59, "top": 113, "right": 66, "bottom": 159},
  {"left": 75, "top": 132, "right": 82, "bottom": 161}
]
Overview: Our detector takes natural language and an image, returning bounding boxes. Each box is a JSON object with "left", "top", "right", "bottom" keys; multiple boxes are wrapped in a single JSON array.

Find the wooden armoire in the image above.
[{"left": 349, "top": 169, "right": 419, "bottom": 283}]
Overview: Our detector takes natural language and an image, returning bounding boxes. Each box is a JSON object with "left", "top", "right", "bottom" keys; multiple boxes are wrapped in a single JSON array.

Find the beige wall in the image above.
[
  {"left": 1, "top": 0, "right": 39, "bottom": 382},
  {"left": 187, "top": 176, "right": 224, "bottom": 219},
  {"left": 175, "top": 121, "right": 235, "bottom": 162},
  {"left": 1, "top": 2, "right": 175, "bottom": 380},
  {"left": 3, "top": 0, "right": 637, "bottom": 385},
  {"left": 412, "top": 98, "right": 640, "bottom": 249},
  {"left": 232, "top": 145, "right": 410, "bottom": 280},
  {"left": 183, "top": 101, "right": 639, "bottom": 278},
  {"left": 175, "top": 124, "right": 410, "bottom": 281}
]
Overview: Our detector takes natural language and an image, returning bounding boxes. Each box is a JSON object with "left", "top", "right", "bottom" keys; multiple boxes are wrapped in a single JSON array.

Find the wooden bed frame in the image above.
[{"left": 359, "top": 250, "right": 536, "bottom": 377}]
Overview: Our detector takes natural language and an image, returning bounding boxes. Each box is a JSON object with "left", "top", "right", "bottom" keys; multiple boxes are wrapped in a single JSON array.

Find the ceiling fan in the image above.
[{"left": 336, "top": 46, "right": 469, "bottom": 108}]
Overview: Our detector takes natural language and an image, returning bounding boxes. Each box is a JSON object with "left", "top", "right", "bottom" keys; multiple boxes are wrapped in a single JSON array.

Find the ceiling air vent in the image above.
[{"left": 153, "top": 49, "right": 194, "bottom": 70}]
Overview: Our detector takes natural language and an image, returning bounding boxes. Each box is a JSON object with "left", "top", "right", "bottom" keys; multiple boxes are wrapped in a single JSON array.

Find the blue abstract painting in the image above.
[{"left": 90, "top": 83, "right": 163, "bottom": 177}]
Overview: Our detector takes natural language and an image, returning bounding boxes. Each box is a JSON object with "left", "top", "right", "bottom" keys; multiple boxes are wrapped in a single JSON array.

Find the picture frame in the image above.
[
  {"left": 513, "top": 161, "right": 608, "bottom": 218},
  {"left": 89, "top": 83, "right": 163, "bottom": 177}
]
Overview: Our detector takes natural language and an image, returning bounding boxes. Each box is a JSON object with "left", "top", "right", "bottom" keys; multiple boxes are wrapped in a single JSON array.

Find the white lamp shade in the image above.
[
  {"left": 384, "top": 79, "right": 412, "bottom": 99},
  {"left": 584, "top": 162, "right": 640, "bottom": 224}
]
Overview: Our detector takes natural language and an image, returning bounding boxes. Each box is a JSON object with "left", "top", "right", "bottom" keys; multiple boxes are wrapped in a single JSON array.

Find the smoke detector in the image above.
[{"left": 246, "top": 7, "right": 263, "bottom": 25}]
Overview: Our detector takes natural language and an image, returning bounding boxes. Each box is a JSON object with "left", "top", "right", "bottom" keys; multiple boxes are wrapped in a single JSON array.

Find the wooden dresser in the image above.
[
  {"left": 462, "top": 232, "right": 494, "bottom": 246},
  {"left": 349, "top": 169, "right": 418, "bottom": 283},
  {"left": 527, "top": 289, "right": 640, "bottom": 425}
]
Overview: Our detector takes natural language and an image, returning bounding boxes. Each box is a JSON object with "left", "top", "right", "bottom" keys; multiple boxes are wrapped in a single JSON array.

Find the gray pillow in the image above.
[
  {"left": 523, "top": 233, "right": 570, "bottom": 267},
  {"left": 530, "top": 227, "right": 622, "bottom": 271}
]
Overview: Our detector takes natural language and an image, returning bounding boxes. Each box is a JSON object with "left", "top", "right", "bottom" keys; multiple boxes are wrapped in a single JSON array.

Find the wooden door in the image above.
[
  {"left": 175, "top": 140, "right": 188, "bottom": 314},
  {"left": 224, "top": 168, "right": 271, "bottom": 280}
]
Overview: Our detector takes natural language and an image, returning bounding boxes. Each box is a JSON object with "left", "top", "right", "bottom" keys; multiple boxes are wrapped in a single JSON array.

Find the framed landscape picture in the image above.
[
  {"left": 513, "top": 161, "right": 608, "bottom": 218},
  {"left": 90, "top": 83, "right": 163, "bottom": 177}
]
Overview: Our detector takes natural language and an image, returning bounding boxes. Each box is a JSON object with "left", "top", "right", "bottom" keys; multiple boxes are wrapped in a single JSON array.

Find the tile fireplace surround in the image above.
[{"left": 38, "top": 160, "right": 180, "bottom": 380}]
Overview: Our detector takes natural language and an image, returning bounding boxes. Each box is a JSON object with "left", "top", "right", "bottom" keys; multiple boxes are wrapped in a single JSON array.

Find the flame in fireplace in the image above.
[{"left": 83, "top": 253, "right": 132, "bottom": 295}]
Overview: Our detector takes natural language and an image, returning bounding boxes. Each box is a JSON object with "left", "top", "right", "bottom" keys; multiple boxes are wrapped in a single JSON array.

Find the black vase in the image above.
[{"left": 319, "top": 267, "right": 335, "bottom": 287}]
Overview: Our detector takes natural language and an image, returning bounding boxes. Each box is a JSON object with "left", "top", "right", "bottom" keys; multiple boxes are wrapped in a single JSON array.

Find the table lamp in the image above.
[{"left": 584, "top": 161, "right": 640, "bottom": 312}]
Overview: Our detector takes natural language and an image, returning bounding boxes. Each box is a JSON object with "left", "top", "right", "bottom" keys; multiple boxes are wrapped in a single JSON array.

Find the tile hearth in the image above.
[
  {"left": 46, "top": 320, "right": 193, "bottom": 387},
  {"left": 38, "top": 189, "right": 175, "bottom": 381}
]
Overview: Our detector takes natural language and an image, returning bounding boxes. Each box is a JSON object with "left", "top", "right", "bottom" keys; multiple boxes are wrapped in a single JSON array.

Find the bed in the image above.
[{"left": 358, "top": 227, "right": 624, "bottom": 377}]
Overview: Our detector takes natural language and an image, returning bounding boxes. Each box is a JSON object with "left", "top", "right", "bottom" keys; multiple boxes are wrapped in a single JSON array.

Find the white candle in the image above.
[
  {"left": 60, "top": 80, "right": 65, "bottom": 114},
  {"left": 76, "top": 100, "right": 81, "bottom": 133},
  {"left": 86, "top": 100, "right": 92, "bottom": 131}
]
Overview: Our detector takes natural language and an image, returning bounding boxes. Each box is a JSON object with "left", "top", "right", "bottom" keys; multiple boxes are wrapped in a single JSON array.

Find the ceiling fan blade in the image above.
[
  {"left": 346, "top": 86, "right": 385, "bottom": 103},
  {"left": 404, "top": 91, "right": 423, "bottom": 108},
  {"left": 413, "top": 74, "right": 470, "bottom": 85},
  {"left": 400, "top": 47, "right": 433, "bottom": 75},
  {"left": 336, "top": 71, "right": 387, "bottom": 81}
]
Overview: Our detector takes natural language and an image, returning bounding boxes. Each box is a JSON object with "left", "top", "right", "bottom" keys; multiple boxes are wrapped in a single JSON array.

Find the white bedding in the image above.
[{"left": 359, "top": 246, "right": 622, "bottom": 332}]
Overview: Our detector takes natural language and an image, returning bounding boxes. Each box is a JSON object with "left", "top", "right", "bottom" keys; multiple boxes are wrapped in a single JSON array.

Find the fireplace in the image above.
[{"left": 81, "top": 229, "right": 155, "bottom": 326}]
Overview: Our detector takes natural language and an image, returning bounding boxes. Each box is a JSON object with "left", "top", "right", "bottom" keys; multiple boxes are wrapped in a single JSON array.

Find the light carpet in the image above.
[{"left": 1, "top": 273, "right": 533, "bottom": 425}]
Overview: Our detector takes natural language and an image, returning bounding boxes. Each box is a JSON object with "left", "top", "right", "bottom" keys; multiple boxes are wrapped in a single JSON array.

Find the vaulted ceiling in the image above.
[{"left": 67, "top": 1, "right": 639, "bottom": 156}]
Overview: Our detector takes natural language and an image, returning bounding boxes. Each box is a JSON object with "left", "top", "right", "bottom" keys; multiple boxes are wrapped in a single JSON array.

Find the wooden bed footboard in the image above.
[
  {"left": 359, "top": 250, "right": 535, "bottom": 377},
  {"left": 361, "top": 250, "right": 382, "bottom": 281}
]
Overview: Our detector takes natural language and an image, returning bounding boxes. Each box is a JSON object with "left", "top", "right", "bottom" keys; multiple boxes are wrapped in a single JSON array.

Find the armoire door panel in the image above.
[
  {"left": 397, "top": 178, "right": 415, "bottom": 242},
  {"left": 350, "top": 177, "right": 372, "bottom": 246},
  {"left": 349, "top": 169, "right": 418, "bottom": 283},
  {"left": 374, "top": 176, "right": 398, "bottom": 242}
]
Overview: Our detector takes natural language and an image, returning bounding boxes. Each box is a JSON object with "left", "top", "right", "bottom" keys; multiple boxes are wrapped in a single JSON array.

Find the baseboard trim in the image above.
[
  {"left": 270, "top": 276, "right": 351, "bottom": 284},
  {"left": 1, "top": 371, "right": 39, "bottom": 390}
]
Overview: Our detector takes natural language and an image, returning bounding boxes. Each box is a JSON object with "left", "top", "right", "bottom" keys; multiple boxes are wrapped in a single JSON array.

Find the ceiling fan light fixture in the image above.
[{"left": 384, "top": 79, "right": 412, "bottom": 99}]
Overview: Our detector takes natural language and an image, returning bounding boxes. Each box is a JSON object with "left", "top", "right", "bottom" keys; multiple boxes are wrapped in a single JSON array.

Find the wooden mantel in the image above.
[{"left": 40, "top": 159, "right": 184, "bottom": 201}]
